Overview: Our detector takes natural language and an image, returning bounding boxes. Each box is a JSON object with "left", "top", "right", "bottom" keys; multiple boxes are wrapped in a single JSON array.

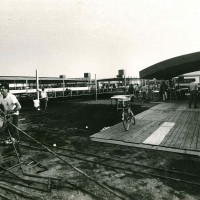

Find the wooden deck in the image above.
[{"left": 90, "top": 102, "right": 200, "bottom": 156}]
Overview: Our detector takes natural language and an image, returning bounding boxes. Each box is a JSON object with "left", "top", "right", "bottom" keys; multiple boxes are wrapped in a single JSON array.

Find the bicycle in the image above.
[{"left": 121, "top": 100, "right": 135, "bottom": 131}]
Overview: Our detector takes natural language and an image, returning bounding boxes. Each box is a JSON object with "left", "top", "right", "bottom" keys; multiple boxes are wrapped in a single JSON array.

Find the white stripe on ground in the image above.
[{"left": 143, "top": 122, "right": 175, "bottom": 145}]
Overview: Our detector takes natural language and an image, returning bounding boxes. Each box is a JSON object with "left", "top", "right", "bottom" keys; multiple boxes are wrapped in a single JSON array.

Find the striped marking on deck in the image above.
[{"left": 142, "top": 122, "right": 175, "bottom": 145}]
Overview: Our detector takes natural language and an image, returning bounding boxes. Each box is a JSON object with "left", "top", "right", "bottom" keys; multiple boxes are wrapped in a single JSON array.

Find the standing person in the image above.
[
  {"left": 0, "top": 83, "right": 22, "bottom": 156},
  {"left": 40, "top": 88, "right": 48, "bottom": 111},
  {"left": 189, "top": 79, "right": 198, "bottom": 108},
  {"left": 128, "top": 84, "right": 134, "bottom": 95},
  {"left": 128, "top": 84, "right": 135, "bottom": 102},
  {"left": 141, "top": 84, "right": 147, "bottom": 101},
  {"left": 134, "top": 84, "right": 140, "bottom": 99},
  {"left": 148, "top": 84, "right": 153, "bottom": 101},
  {"left": 160, "top": 81, "right": 168, "bottom": 101}
]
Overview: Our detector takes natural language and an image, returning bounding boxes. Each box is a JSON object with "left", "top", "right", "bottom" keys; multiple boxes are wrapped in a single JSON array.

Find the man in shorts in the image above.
[
  {"left": 189, "top": 79, "right": 198, "bottom": 108},
  {"left": 0, "top": 83, "right": 22, "bottom": 157},
  {"left": 40, "top": 88, "right": 48, "bottom": 111}
]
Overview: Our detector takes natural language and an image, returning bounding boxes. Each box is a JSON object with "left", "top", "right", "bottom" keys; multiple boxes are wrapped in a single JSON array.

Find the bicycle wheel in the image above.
[
  {"left": 123, "top": 112, "right": 130, "bottom": 131},
  {"left": 123, "top": 112, "right": 135, "bottom": 131},
  {"left": 131, "top": 115, "right": 136, "bottom": 125},
  {"left": 130, "top": 110, "right": 135, "bottom": 125}
]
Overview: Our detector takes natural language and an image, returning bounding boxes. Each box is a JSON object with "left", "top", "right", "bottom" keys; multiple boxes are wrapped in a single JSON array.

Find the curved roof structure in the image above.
[{"left": 139, "top": 51, "right": 200, "bottom": 80}]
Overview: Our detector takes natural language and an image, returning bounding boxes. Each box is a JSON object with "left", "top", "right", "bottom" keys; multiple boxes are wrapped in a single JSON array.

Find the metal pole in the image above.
[
  {"left": 95, "top": 74, "right": 97, "bottom": 101},
  {"left": 88, "top": 78, "right": 90, "bottom": 94},
  {"left": 26, "top": 79, "right": 28, "bottom": 94},
  {"left": 63, "top": 77, "right": 65, "bottom": 97},
  {"left": 36, "top": 70, "right": 39, "bottom": 100},
  {"left": 124, "top": 75, "right": 126, "bottom": 95}
]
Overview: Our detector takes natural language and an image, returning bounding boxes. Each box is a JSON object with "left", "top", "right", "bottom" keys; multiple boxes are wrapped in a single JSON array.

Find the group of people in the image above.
[
  {"left": 127, "top": 79, "right": 199, "bottom": 108},
  {"left": 127, "top": 83, "right": 154, "bottom": 101},
  {"left": 128, "top": 84, "right": 140, "bottom": 98},
  {"left": 0, "top": 83, "right": 48, "bottom": 162}
]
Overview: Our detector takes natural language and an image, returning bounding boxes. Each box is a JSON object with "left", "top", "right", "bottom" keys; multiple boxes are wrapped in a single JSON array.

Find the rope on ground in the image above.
[
  {"left": 9, "top": 120, "right": 131, "bottom": 200},
  {"left": 0, "top": 111, "right": 131, "bottom": 200}
]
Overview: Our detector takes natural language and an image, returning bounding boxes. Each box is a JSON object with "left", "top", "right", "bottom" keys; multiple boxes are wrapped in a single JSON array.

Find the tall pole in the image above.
[
  {"left": 95, "top": 74, "right": 97, "bottom": 101},
  {"left": 36, "top": 70, "right": 39, "bottom": 100},
  {"left": 26, "top": 79, "right": 28, "bottom": 94},
  {"left": 63, "top": 77, "right": 65, "bottom": 97},
  {"left": 124, "top": 75, "right": 126, "bottom": 95}
]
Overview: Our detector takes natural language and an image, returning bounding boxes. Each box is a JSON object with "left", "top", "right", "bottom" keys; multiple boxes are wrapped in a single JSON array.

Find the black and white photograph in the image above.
[{"left": 0, "top": 0, "right": 200, "bottom": 199}]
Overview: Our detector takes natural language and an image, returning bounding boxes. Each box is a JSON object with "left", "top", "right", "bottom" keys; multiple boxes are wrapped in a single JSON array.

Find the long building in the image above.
[{"left": 0, "top": 75, "right": 95, "bottom": 99}]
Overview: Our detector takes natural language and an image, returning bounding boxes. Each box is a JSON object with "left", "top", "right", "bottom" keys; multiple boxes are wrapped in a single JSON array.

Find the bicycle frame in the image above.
[{"left": 118, "top": 99, "right": 135, "bottom": 131}]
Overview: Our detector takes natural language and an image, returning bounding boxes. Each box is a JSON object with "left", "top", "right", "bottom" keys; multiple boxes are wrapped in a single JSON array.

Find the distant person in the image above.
[
  {"left": 175, "top": 83, "right": 186, "bottom": 100},
  {"left": 0, "top": 83, "right": 22, "bottom": 157},
  {"left": 175, "top": 83, "right": 181, "bottom": 100},
  {"left": 148, "top": 84, "right": 153, "bottom": 100},
  {"left": 189, "top": 79, "right": 198, "bottom": 108},
  {"left": 160, "top": 81, "right": 168, "bottom": 101},
  {"left": 141, "top": 84, "right": 147, "bottom": 101},
  {"left": 39, "top": 88, "right": 48, "bottom": 111},
  {"left": 128, "top": 84, "right": 135, "bottom": 102},
  {"left": 134, "top": 84, "right": 140, "bottom": 98},
  {"left": 128, "top": 84, "right": 134, "bottom": 95}
]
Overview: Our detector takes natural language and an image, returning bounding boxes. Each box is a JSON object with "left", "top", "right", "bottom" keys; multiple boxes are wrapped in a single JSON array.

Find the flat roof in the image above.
[{"left": 0, "top": 76, "right": 90, "bottom": 82}]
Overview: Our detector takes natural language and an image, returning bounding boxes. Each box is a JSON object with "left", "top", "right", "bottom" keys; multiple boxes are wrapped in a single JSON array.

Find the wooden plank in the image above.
[
  {"left": 162, "top": 110, "right": 174, "bottom": 122},
  {"left": 135, "top": 109, "right": 153, "bottom": 120},
  {"left": 176, "top": 103, "right": 188, "bottom": 111},
  {"left": 138, "top": 121, "right": 163, "bottom": 143},
  {"left": 118, "top": 120, "right": 153, "bottom": 142},
  {"left": 171, "top": 110, "right": 184, "bottom": 122},
  {"left": 140, "top": 110, "right": 168, "bottom": 122},
  {"left": 159, "top": 110, "right": 184, "bottom": 146},
  {"left": 167, "top": 111, "right": 192, "bottom": 148},
  {"left": 103, "top": 124, "right": 125, "bottom": 140},
  {"left": 150, "top": 103, "right": 174, "bottom": 111},
  {"left": 190, "top": 115, "right": 200, "bottom": 150},
  {"left": 91, "top": 137, "right": 200, "bottom": 156},
  {"left": 167, "top": 110, "right": 180, "bottom": 122},
  {"left": 106, "top": 120, "right": 155, "bottom": 141},
  {"left": 90, "top": 123, "right": 121, "bottom": 139},
  {"left": 114, "top": 119, "right": 150, "bottom": 141},
  {"left": 183, "top": 112, "right": 199, "bottom": 149},
  {"left": 194, "top": 113, "right": 200, "bottom": 150},
  {"left": 175, "top": 111, "right": 195, "bottom": 148},
  {"left": 160, "top": 111, "right": 186, "bottom": 146},
  {"left": 179, "top": 112, "right": 197, "bottom": 149},
  {"left": 195, "top": 124, "right": 200, "bottom": 150},
  {"left": 143, "top": 122, "right": 175, "bottom": 145},
  {"left": 123, "top": 121, "right": 162, "bottom": 143}
]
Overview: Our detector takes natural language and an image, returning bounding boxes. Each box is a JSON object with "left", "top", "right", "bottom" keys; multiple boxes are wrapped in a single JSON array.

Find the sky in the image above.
[{"left": 1, "top": 0, "right": 200, "bottom": 79}]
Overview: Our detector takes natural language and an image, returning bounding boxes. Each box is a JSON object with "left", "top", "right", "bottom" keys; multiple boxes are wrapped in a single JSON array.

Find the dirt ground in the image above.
[{"left": 1, "top": 98, "right": 200, "bottom": 200}]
